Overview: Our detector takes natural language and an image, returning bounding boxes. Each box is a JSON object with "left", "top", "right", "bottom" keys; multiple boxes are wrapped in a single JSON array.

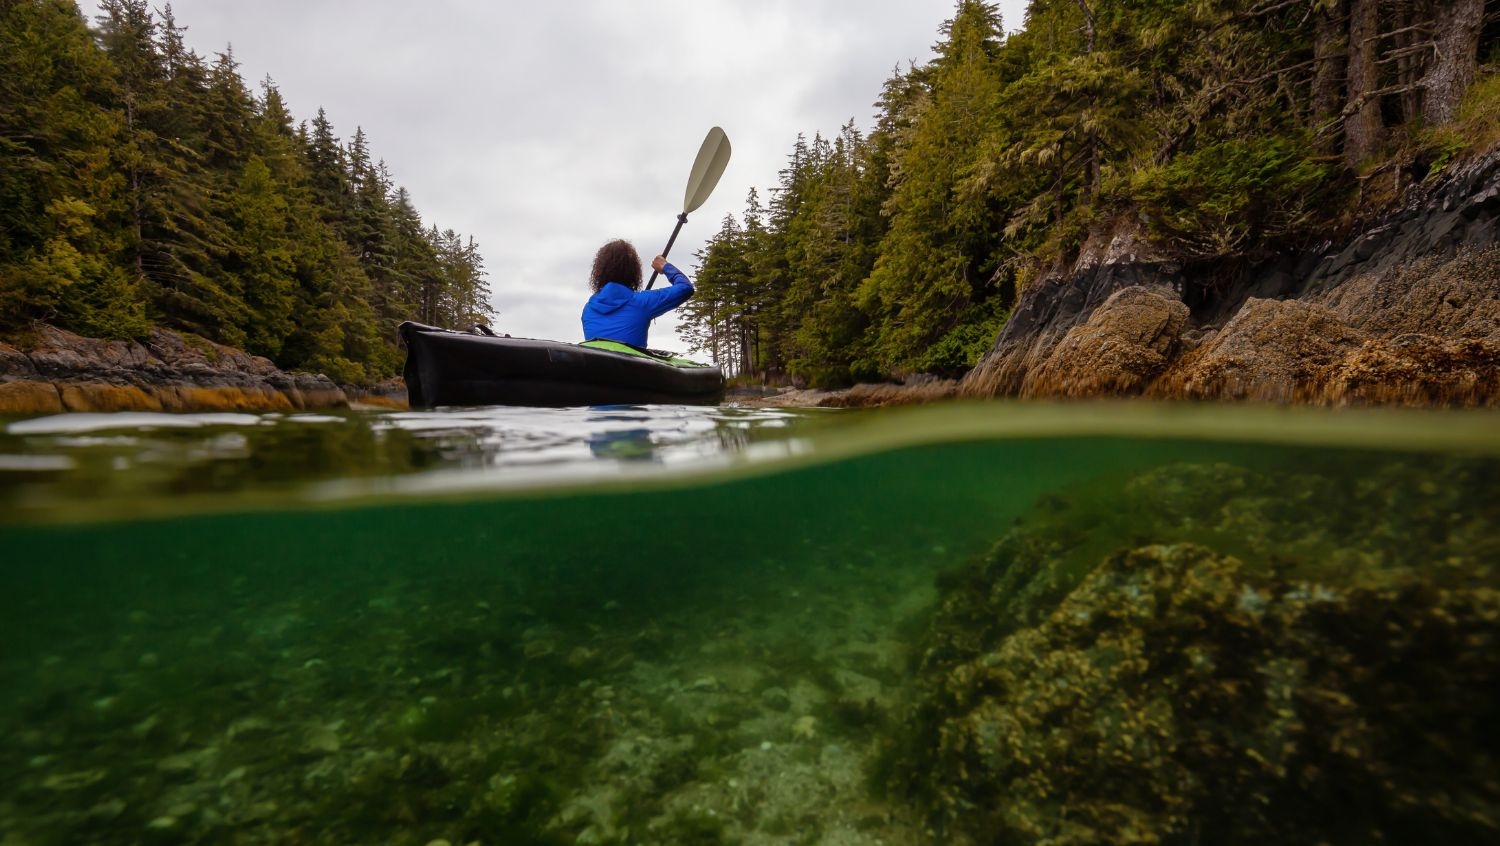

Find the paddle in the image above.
[{"left": 645, "top": 126, "right": 732, "bottom": 289}]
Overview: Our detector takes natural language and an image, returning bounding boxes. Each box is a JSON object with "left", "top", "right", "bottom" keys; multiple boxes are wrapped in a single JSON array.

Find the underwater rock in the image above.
[
  {"left": 759, "top": 685, "right": 792, "bottom": 712},
  {"left": 300, "top": 724, "right": 341, "bottom": 756},
  {"left": 792, "top": 715, "right": 819, "bottom": 741},
  {"left": 42, "top": 769, "right": 108, "bottom": 791},
  {"left": 145, "top": 815, "right": 180, "bottom": 834},
  {"left": 225, "top": 716, "right": 273, "bottom": 741},
  {"left": 132, "top": 714, "right": 162, "bottom": 740},
  {"left": 86, "top": 798, "right": 127, "bottom": 822},
  {"left": 565, "top": 646, "right": 600, "bottom": 668},
  {"left": 787, "top": 678, "right": 829, "bottom": 716},
  {"left": 155, "top": 749, "right": 214, "bottom": 780},
  {"left": 830, "top": 668, "right": 883, "bottom": 705},
  {"left": 896, "top": 459, "right": 1500, "bottom": 845}
]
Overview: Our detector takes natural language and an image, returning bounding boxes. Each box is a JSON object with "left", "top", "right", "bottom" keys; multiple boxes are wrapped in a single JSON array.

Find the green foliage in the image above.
[
  {"left": 856, "top": 1, "right": 1009, "bottom": 373},
  {"left": 1131, "top": 137, "right": 1334, "bottom": 257},
  {"left": 231, "top": 155, "right": 297, "bottom": 357},
  {"left": 0, "top": 0, "right": 490, "bottom": 381},
  {"left": 688, "top": 0, "right": 1480, "bottom": 384},
  {"left": 1422, "top": 69, "right": 1500, "bottom": 177},
  {"left": 0, "top": 0, "right": 141, "bottom": 335},
  {"left": 914, "top": 303, "right": 1008, "bottom": 375}
]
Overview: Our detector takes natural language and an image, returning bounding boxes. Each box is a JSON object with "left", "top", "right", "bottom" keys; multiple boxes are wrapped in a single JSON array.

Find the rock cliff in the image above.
[
  {"left": 962, "top": 148, "right": 1500, "bottom": 406},
  {"left": 0, "top": 325, "right": 347, "bottom": 415}
]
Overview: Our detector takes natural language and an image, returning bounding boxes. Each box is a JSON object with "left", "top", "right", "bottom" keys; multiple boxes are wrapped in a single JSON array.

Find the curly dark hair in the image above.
[{"left": 590, "top": 239, "right": 642, "bottom": 293}]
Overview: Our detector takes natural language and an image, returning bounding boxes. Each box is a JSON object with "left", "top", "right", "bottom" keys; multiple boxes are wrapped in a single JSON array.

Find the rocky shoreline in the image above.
[
  {"left": 0, "top": 326, "right": 351, "bottom": 415},
  {"left": 7, "top": 148, "right": 1499, "bottom": 416},
  {"left": 732, "top": 150, "right": 1500, "bottom": 411},
  {"left": 958, "top": 147, "right": 1500, "bottom": 407}
]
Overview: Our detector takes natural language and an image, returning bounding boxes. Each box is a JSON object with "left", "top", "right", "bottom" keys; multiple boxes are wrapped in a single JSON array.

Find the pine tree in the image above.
[
  {"left": 855, "top": 0, "right": 1009, "bottom": 374},
  {"left": 305, "top": 107, "right": 347, "bottom": 216},
  {"left": 0, "top": 0, "right": 146, "bottom": 337},
  {"left": 96, "top": 0, "right": 250, "bottom": 344},
  {"left": 783, "top": 121, "right": 878, "bottom": 386},
  {"left": 678, "top": 213, "right": 753, "bottom": 376},
  {"left": 389, "top": 187, "right": 441, "bottom": 324}
]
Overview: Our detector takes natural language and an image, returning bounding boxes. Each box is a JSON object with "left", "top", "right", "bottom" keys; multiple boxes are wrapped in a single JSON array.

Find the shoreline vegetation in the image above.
[
  {"left": 3, "top": 0, "right": 1499, "bottom": 411},
  {"left": 678, "top": 0, "right": 1500, "bottom": 393},
  {"left": 1, "top": 0, "right": 492, "bottom": 391}
]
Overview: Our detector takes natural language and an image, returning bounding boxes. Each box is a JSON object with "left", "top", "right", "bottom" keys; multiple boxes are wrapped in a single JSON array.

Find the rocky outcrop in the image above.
[
  {"left": 1020, "top": 286, "right": 1189, "bottom": 398},
  {"left": 0, "top": 325, "right": 348, "bottom": 415},
  {"left": 962, "top": 218, "right": 1185, "bottom": 396},
  {"left": 961, "top": 147, "right": 1500, "bottom": 406},
  {"left": 1157, "top": 298, "right": 1371, "bottom": 402},
  {"left": 1319, "top": 334, "right": 1499, "bottom": 406}
]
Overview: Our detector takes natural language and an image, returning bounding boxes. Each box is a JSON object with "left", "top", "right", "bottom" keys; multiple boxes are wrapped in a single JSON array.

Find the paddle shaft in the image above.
[{"left": 644, "top": 212, "right": 689, "bottom": 290}]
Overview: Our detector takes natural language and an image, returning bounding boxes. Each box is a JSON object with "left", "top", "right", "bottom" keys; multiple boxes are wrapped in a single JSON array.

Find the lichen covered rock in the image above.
[
  {"left": 1157, "top": 298, "right": 1368, "bottom": 402},
  {"left": 1320, "top": 334, "right": 1500, "bottom": 407},
  {"left": 1021, "top": 286, "right": 1189, "bottom": 398},
  {"left": 0, "top": 324, "right": 348, "bottom": 413}
]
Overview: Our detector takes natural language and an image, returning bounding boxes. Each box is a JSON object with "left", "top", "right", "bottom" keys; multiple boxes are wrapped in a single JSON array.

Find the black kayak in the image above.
[{"left": 399, "top": 322, "right": 725, "bottom": 408}]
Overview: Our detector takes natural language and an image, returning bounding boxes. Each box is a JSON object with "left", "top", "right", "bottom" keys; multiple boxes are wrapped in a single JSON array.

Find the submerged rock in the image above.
[
  {"left": 895, "top": 459, "right": 1500, "bottom": 845},
  {"left": 300, "top": 724, "right": 342, "bottom": 756},
  {"left": 42, "top": 769, "right": 108, "bottom": 791}
]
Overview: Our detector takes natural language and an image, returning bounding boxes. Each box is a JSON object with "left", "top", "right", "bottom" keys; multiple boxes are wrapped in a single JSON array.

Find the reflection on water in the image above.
[{"left": 0, "top": 405, "right": 815, "bottom": 523}]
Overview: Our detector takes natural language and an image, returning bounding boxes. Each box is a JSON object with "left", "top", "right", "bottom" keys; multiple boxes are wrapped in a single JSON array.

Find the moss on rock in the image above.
[{"left": 897, "top": 458, "right": 1500, "bottom": 844}]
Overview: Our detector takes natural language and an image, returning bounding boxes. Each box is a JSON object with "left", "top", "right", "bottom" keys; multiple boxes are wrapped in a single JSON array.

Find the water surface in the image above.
[{"left": 1, "top": 402, "right": 1496, "bottom": 844}]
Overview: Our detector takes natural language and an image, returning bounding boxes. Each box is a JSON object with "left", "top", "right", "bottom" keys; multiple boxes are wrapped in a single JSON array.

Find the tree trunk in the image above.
[
  {"left": 1054, "top": 155, "right": 1065, "bottom": 226},
  {"left": 739, "top": 324, "right": 751, "bottom": 378},
  {"left": 1074, "top": 0, "right": 1096, "bottom": 53},
  {"left": 126, "top": 97, "right": 146, "bottom": 278},
  {"left": 1076, "top": 0, "right": 1097, "bottom": 199},
  {"left": 1422, "top": 0, "right": 1484, "bottom": 125},
  {"left": 1394, "top": 3, "right": 1423, "bottom": 125},
  {"left": 1312, "top": 0, "right": 1347, "bottom": 154},
  {"left": 1088, "top": 137, "right": 1099, "bottom": 200},
  {"left": 1344, "top": 0, "right": 1385, "bottom": 169}
]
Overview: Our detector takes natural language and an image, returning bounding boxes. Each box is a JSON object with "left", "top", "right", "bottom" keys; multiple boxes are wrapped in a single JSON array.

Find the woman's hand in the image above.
[{"left": 651, "top": 255, "right": 667, "bottom": 272}]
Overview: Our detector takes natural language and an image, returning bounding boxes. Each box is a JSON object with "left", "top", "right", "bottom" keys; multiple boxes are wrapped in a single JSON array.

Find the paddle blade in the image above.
[{"left": 683, "top": 126, "right": 731, "bottom": 214}]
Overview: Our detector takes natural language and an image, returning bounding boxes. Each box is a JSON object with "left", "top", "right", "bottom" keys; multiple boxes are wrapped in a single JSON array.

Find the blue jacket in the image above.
[{"left": 580, "top": 262, "right": 694, "bottom": 347}]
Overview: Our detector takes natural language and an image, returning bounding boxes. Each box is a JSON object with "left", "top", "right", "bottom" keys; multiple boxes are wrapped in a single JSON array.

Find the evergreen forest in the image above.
[
  {"left": 5, "top": 0, "right": 1498, "bottom": 387},
  {"left": 677, "top": 0, "right": 1500, "bottom": 385},
  {"left": 1, "top": 0, "right": 492, "bottom": 383}
]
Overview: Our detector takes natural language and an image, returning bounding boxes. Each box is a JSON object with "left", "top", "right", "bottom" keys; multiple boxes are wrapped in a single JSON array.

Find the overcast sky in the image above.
[{"left": 130, "top": 1, "right": 1030, "bottom": 352}]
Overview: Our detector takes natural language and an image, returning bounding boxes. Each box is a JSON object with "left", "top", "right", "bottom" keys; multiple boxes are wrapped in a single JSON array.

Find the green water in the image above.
[{"left": 1, "top": 403, "right": 1497, "bottom": 845}]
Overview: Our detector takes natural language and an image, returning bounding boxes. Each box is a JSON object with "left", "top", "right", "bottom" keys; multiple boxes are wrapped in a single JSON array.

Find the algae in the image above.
[{"left": 895, "top": 454, "right": 1500, "bottom": 844}]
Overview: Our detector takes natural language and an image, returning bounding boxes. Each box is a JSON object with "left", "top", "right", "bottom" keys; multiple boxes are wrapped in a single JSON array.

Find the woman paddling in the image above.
[{"left": 581, "top": 239, "right": 694, "bottom": 348}]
